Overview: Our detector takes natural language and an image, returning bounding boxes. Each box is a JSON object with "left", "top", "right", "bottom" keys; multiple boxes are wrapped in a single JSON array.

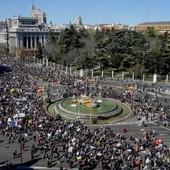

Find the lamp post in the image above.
[
  {"left": 5, "top": 19, "right": 9, "bottom": 54},
  {"left": 18, "top": 126, "right": 23, "bottom": 165},
  {"left": 20, "top": 132, "right": 23, "bottom": 165},
  {"left": 142, "top": 51, "right": 147, "bottom": 81},
  {"left": 99, "top": 60, "right": 103, "bottom": 78},
  {"left": 89, "top": 103, "right": 92, "bottom": 124},
  {"left": 141, "top": 44, "right": 149, "bottom": 81},
  {"left": 166, "top": 64, "right": 169, "bottom": 83},
  {"left": 77, "top": 102, "right": 80, "bottom": 121},
  {"left": 153, "top": 67, "right": 157, "bottom": 84}
]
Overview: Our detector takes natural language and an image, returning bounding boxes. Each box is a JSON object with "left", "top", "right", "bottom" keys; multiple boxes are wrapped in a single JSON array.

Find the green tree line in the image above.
[{"left": 38, "top": 25, "right": 170, "bottom": 75}]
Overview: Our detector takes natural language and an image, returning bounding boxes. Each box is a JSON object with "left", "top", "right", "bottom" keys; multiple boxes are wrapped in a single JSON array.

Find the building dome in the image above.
[{"left": 75, "top": 16, "right": 82, "bottom": 25}]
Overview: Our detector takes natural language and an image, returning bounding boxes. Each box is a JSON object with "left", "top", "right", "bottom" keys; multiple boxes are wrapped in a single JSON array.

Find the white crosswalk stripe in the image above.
[
  {"left": 110, "top": 121, "right": 140, "bottom": 126},
  {"left": 109, "top": 121, "right": 156, "bottom": 126},
  {"left": 16, "top": 166, "right": 78, "bottom": 170}
]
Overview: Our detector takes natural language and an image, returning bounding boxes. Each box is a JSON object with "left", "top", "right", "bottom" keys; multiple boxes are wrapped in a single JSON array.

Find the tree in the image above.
[
  {"left": 46, "top": 25, "right": 169, "bottom": 74},
  {"left": 93, "top": 29, "right": 148, "bottom": 72},
  {"left": 47, "top": 29, "right": 57, "bottom": 44},
  {"left": 159, "top": 32, "right": 170, "bottom": 74},
  {"left": 45, "top": 29, "right": 59, "bottom": 62},
  {"left": 143, "top": 27, "right": 160, "bottom": 38},
  {"left": 36, "top": 42, "right": 43, "bottom": 58},
  {"left": 57, "top": 25, "right": 93, "bottom": 67},
  {"left": 144, "top": 48, "right": 160, "bottom": 73},
  {"left": 58, "top": 25, "right": 81, "bottom": 53}
]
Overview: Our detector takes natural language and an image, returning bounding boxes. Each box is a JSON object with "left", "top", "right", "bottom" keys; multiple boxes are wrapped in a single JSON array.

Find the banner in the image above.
[{"left": 18, "top": 113, "right": 25, "bottom": 117}]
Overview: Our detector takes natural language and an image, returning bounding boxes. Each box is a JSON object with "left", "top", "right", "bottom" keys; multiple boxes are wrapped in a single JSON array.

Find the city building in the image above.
[
  {"left": 95, "top": 23, "right": 131, "bottom": 31},
  {"left": 0, "top": 3, "right": 132, "bottom": 56},
  {"left": 134, "top": 21, "right": 170, "bottom": 33},
  {"left": 0, "top": 20, "right": 6, "bottom": 43},
  {"left": 75, "top": 16, "right": 83, "bottom": 26},
  {"left": 31, "top": 3, "right": 47, "bottom": 24},
  {"left": 0, "top": 4, "right": 60, "bottom": 57},
  {"left": 48, "top": 16, "right": 85, "bottom": 31}
]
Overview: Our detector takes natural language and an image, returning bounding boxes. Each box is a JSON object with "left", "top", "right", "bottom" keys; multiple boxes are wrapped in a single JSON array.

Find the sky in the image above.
[{"left": 0, "top": 0, "right": 170, "bottom": 25}]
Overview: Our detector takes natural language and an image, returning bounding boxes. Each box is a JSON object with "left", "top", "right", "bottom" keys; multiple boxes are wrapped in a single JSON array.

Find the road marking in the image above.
[
  {"left": 16, "top": 166, "right": 78, "bottom": 170},
  {"left": 110, "top": 121, "right": 141, "bottom": 126},
  {"left": 159, "top": 134, "right": 166, "bottom": 136},
  {"left": 113, "top": 121, "right": 157, "bottom": 126},
  {"left": 151, "top": 122, "right": 170, "bottom": 131}
]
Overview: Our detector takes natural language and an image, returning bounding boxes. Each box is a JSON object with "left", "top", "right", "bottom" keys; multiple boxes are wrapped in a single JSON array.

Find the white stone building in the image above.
[{"left": 0, "top": 4, "right": 60, "bottom": 56}]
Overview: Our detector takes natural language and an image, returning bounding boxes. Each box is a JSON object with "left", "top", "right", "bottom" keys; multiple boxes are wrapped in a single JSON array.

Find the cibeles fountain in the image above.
[
  {"left": 54, "top": 92, "right": 130, "bottom": 124},
  {"left": 70, "top": 94, "right": 102, "bottom": 108}
]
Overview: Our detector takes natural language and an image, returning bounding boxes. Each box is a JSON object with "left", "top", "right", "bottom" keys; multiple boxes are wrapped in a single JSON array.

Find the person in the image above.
[
  {"left": 33, "top": 135, "right": 36, "bottom": 142},
  {"left": 142, "top": 120, "right": 146, "bottom": 127},
  {"left": 22, "top": 142, "right": 25, "bottom": 151},
  {"left": 60, "top": 164, "right": 63, "bottom": 170},
  {"left": 48, "top": 157, "right": 52, "bottom": 168},
  {"left": 122, "top": 127, "right": 127, "bottom": 133},
  {"left": 31, "top": 151, "right": 34, "bottom": 160},
  {"left": 68, "top": 160, "right": 73, "bottom": 168},
  {"left": 13, "top": 148, "right": 17, "bottom": 159},
  {"left": 8, "top": 162, "right": 12, "bottom": 170}
]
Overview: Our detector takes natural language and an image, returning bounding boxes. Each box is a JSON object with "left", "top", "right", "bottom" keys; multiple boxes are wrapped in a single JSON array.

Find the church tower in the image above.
[
  {"left": 31, "top": 0, "right": 36, "bottom": 14},
  {"left": 30, "top": 1, "right": 47, "bottom": 24}
]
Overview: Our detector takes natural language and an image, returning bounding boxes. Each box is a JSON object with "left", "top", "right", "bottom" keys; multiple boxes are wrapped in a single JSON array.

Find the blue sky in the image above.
[{"left": 0, "top": 0, "right": 170, "bottom": 25}]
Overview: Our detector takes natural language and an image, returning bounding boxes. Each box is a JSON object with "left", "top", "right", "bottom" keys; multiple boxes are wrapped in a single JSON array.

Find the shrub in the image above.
[
  {"left": 55, "top": 114, "right": 62, "bottom": 120},
  {"left": 45, "top": 98, "right": 51, "bottom": 103},
  {"left": 92, "top": 117, "right": 97, "bottom": 124}
]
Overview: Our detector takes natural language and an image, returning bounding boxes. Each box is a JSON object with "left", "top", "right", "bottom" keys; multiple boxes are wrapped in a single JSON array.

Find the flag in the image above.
[
  {"left": 37, "top": 86, "right": 45, "bottom": 93},
  {"left": 154, "top": 138, "right": 161, "bottom": 145}
]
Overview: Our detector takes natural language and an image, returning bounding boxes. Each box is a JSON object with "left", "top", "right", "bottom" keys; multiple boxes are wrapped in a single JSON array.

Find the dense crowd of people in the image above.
[{"left": 0, "top": 55, "right": 170, "bottom": 169}]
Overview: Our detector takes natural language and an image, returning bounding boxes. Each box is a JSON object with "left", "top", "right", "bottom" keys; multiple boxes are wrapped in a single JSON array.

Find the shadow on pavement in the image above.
[{"left": 0, "top": 158, "right": 41, "bottom": 170}]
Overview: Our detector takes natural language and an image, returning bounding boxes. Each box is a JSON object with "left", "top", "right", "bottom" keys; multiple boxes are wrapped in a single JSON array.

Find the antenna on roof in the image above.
[
  {"left": 69, "top": 18, "right": 72, "bottom": 25},
  {"left": 31, "top": 0, "right": 35, "bottom": 10},
  {"left": 146, "top": 0, "right": 150, "bottom": 22}
]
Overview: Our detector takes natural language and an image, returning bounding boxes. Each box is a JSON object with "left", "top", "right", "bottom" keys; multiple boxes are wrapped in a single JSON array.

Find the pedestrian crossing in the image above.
[
  {"left": 89, "top": 120, "right": 156, "bottom": 127},
  {"left": 16, "top": 166, "right": 78, "bottom": 170},
  {"left": 110, "top": 121, "right": 153, "bottom": 126}
]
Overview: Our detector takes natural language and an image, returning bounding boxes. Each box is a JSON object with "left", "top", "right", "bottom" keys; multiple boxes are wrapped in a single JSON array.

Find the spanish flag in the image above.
[{"left": 37, "top": 86, "right": 45, "bottom": 93}]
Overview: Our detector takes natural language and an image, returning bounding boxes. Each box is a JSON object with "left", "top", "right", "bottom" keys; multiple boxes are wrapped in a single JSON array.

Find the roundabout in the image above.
[{"left": 48, "top": 96, "right": 131, "bottom": 124}]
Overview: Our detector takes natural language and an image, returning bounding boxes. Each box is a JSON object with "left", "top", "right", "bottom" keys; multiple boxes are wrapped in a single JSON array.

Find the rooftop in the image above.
[{"left": 137, "top": 21, "right": 170, "bottom": 25}]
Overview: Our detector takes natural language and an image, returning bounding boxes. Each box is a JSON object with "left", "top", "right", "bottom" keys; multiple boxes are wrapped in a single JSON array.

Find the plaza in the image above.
[
  {"left": 0, "top": 1, "right": 170, "bottom": 170},
  {"left": 0, "top": 54, "right": 170, "bottom": 170}
]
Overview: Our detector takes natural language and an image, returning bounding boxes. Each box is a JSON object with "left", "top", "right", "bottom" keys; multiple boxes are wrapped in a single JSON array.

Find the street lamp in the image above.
[
  {"left": 142, "top": 50, "right": 148, "bottom": 81},
  {"left": 99, "top": 60, "right": 103, "bottom": 77},
  {"left": 18, "top": 126, "right": 23, "bottom": 165},
  {"left": 5, "top": 19, "right": 9, "bottom": 54},
  {"left": 89, "top": 103, "right": 92, "bottom": 124},
  {"left": 77, "top": 101, "right": 80, "bottom": 121},
  {"left": 141, "top": 43, "right": 149, "bottom": 81},
  {"left": 166, "top": 64, "right": 169, "bottom": 83}
]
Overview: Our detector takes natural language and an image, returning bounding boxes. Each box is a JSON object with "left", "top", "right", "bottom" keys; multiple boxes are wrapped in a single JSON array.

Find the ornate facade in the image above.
[
  {"left": 31, "top": 3, "right": 47, "bottom": 24},
  {"left": 9, "top": 16, "right": 48, "bottom": 49},
  {"left": 1, "top": 4, "right": 60, "bottom": 56}
]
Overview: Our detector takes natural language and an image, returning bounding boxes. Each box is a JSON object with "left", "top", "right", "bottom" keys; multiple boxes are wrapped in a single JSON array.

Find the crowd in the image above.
[{"left": 0, "top": 55, "right": 170, "bottom": 170}]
